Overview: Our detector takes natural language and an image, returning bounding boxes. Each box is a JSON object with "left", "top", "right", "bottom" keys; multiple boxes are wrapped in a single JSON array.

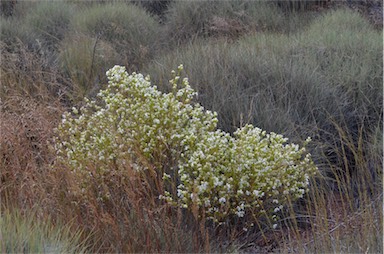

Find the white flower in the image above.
[
  {"left": 198, "top": 181, "right": 209, "bottom": 193},
  {"left": 219, "top": 197, "right": 226, "bottom": 204},
  {"left": 177, "top": 189, "right": 184, "bottom": 199},
  {"left": 236, "top": 210, "right": 245, "bottom": 217}
]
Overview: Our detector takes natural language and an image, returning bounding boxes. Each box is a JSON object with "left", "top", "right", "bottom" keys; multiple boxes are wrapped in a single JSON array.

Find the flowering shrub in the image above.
[{"left": 55, "top": 65, "right": 318, "bottom": 224}]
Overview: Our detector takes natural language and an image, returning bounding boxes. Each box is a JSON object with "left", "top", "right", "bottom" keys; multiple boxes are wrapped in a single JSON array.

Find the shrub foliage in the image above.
[{"left": 55, "top": 65, "right": 317, "bottom": 224}]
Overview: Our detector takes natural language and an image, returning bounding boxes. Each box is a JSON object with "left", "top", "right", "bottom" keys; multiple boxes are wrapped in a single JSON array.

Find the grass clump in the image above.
[
  {"left": 0, "top": 16, "right": 23, "bottom": 47},
  {"left": 19, "top": 1, "right": 74, "bottom": 54},
  {"left": 0, "top": 41, "right": 69, "bottom": 102},
  {"left": 71, "top": 2, "right": 160, "bottom": 72},
  {"left": 300, "top": 8, "right": 383, "bottom": 115},
  {"left": 58, "top": 34, "right": 119, "bottom": 100},
  {"left": 0, "top": 94, "right": 64, "bottom": 208},
  {"left": 145, "top": 36, "right": 339, "bottom": 135},
  {"left": 0, "top": 208, "right": 87, "bottom": 253}
]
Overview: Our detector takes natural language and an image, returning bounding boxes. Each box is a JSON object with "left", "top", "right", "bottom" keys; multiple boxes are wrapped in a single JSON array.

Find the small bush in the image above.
[
  {"left": 71, "top": 3, "right": 160, "bottom": 72},
  {"left": 55, "top": 65, "right": 317, "bottom": 225}
]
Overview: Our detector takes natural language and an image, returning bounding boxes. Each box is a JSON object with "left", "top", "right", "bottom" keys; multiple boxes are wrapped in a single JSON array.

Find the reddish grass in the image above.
[{"left": 0, "top": 92, "right": 205, "bottom": 252}]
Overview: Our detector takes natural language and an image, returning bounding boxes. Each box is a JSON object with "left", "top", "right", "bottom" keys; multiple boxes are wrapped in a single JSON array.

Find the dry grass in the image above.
[
  {"left": 0, "top": 92, "right": 205, "bottom": 253},
  {"left": 0, "top": 95, "right": 63, "bottom": 208},
  {"left": 0, "top": 41, "right": 71, "bottom": 103}
]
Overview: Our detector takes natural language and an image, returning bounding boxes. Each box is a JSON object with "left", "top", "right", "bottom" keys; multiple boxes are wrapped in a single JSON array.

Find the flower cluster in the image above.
[
  {"left": 169, "top": 124, "right": 317, "bottom": 222},
  {"left": 54, "top": 65, "right": 318, "bottom": 224}
]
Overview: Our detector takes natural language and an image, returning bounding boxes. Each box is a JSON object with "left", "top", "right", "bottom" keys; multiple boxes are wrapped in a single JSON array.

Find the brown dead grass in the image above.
[
  {"left": 0, "top": 92, "right": 204, "bottom": 253},
  {"left": 0, "top": 93, "right": 63, "bottom": 209}
]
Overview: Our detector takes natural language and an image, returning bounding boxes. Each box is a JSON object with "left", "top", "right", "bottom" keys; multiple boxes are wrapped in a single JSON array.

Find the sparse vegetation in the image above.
[{"left": 1, "top": 1, "right": 382, "bottom": 253}]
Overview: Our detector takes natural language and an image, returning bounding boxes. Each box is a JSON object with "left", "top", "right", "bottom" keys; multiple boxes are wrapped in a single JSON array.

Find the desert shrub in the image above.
[
  {"left": 55, "top": 65, "right": 317, "bottom": 226},
  {"left": 71, "top": 2, "right": 160, "bottom": 72},
  {"left": 162, "top": 1, "right": 287, "bottom": 46},
  {"left": 0, "top": 88, "right": 199, "bottom": 253}
]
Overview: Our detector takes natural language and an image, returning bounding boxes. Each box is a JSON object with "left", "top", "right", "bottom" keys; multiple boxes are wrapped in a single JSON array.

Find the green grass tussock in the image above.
[
  {"left": 19, "top": 2, "right": 74, "bottom": 54},
  {"left": 58, "top": 34, "right": 119, "bottom": 100},
  {"left": 71, "top": 2, "right": 160, "bottom": 72},
  {"left": 0, "top": 208, "right": 88, "bottom": 253},
  {"left": 145, "top": 36, "right": 336, "bottom": 135},
  {"left": 0, "top": 16, "right": 21, "bottom": 46},
  {"left": 301, "top": 8, "right": 383, "bottom": 113}
]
